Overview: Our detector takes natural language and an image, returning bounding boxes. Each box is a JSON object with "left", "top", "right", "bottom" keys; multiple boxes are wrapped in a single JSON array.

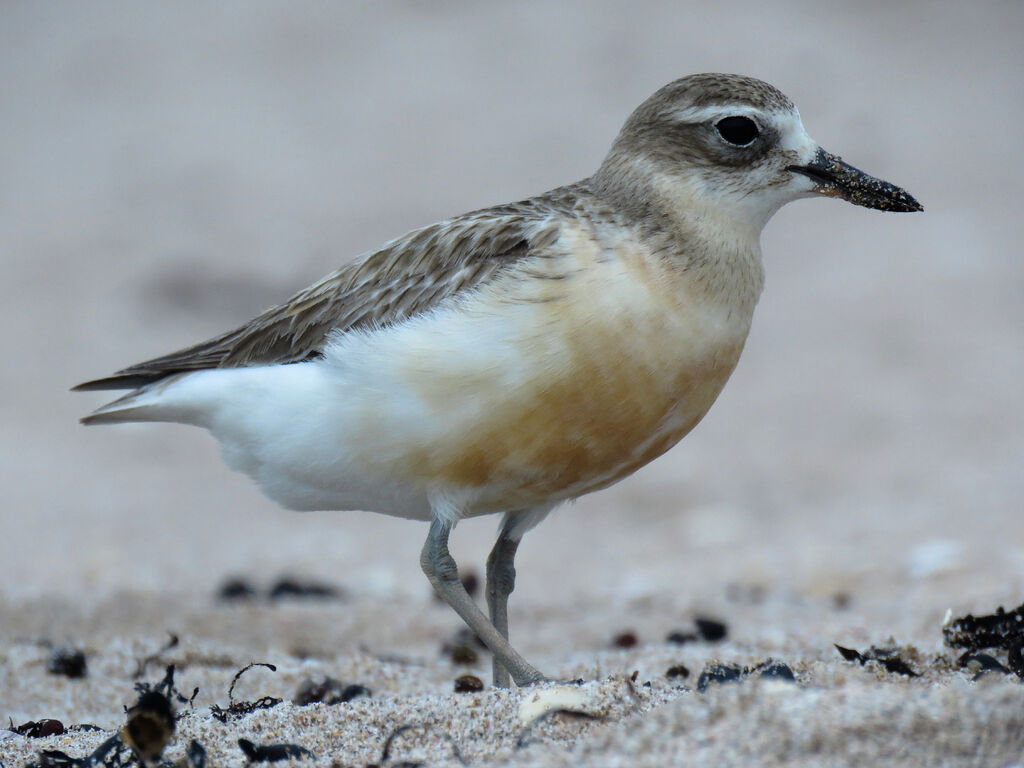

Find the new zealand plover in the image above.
[{"left": 76, "top": 74, "right": 921, "bottom": 687}]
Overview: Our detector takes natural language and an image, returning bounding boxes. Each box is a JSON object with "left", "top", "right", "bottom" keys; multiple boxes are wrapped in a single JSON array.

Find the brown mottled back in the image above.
[{"left": 74, "top": 198, "right": 573, "bottom": 390}]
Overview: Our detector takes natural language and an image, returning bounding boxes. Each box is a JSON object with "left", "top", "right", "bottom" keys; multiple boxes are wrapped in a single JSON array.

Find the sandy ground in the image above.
[{"left": 2, "top": 1, "right": 1024, "bottom": 766}]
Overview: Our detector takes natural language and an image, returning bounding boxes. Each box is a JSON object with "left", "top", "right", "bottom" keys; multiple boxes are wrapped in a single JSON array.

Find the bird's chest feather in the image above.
[{"left": 396, "top": 232, "right": 760, "bottom": 510}]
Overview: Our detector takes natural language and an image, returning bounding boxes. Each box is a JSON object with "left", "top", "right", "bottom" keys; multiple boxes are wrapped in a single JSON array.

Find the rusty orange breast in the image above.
[{"left": 405, "top": 235, "right": 754, "bottom": 512}]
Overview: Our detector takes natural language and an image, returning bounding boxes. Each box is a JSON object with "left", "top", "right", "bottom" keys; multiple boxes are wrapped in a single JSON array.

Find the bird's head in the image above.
[{"left": 594, "top": 73, "right": 922, "bottom": 234}]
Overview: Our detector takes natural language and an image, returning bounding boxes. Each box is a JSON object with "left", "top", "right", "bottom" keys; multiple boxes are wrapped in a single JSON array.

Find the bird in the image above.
[{"left": 75, "top": 73, "right": 922, "bottom": 688}]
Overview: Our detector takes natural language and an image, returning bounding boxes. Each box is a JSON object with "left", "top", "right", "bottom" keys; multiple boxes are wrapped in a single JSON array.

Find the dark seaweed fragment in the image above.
[
  {"left": 756, "top": 660, "right": 796, "bottom": 681},
  {"left": 942, "top": 602, "right": 1024, "bottom": 651},
  {"left": 268, "top": 577, "right": 340, "bottom": 600},
  {"left": 695, "top": 617, "right": 728, "bottom": 642},
  {"left": 696, "top": 662, "right": 742, "bottom": 692},
  {"left": 27, "top": 734, "right": 127, "bottom": 768},
  {"left": 238, "top": 738, "right": 312, "bottom": 762},
  {"left": 834, "top": 644, "right": 919, "bottom": 676},
  {"left": 47, "top": 647, "right": 87, "bottom": 679},
  {"left": 294, "top": 676, "right": 371, "bottom": 705},
  {"left": 132, "top": 633, "right": 179, "bottom": 679},
  {"left": 8, "top": 718, "right": 65, "bottom": 738},
  {"left": 210, "top": 662, "right": 282, "bottom": 722}
]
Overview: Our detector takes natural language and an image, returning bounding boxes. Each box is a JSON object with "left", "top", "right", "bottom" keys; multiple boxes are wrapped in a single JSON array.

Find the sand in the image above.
[{"left": 2, "top": 2, "right": 1024, "bottom": 766}]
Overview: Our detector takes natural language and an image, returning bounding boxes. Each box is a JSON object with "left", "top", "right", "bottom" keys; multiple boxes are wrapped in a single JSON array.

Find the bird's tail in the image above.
[{"left": 78, "top": 374, "right": 199, "bottom": 426}]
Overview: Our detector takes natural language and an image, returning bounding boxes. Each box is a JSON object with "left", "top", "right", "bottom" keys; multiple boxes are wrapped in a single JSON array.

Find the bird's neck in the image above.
[{"left": 585, "top": 165, "right": 766, "bottom": 313}]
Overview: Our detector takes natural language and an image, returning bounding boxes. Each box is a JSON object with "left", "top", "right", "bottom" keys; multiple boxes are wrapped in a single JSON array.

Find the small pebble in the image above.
[
  {"left": 613, "top": 631, "right": 638, "bottom": 649},
  {"left": 695, "top": 617, "right": 728, "bottom": 642},
  {"left": 666, "top": 664, "right": 690, "bottom": 680},
  {"left": 454, "top": 674, "right": 483, "bottom": 693}
]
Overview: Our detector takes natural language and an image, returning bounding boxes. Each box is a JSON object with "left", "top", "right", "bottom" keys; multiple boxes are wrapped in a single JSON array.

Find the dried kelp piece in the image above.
[
  {"left": 453, "top": 674, "right": 483, "bottom": 693},
  {"left": 210, "top": 697, "right": 282, "bottom": 722},
  {"left": 756, "top": 660, "right": 796, "bottom": 681},
  {"left": 23, "top": 668, "right": 194, "bottom": 768},
  {"left": 217, "top": 575, "right": 343, "bottom": 602},
  {"left": 696, "top": 662, "right": 742, "bottom": 692},
  {"left": 834, "top": 644, "right": 920, "bottom": 677},
  {"left": 943, "top": 602, "right": 1024, "bottom": 651},
  {"left": 132, "top": 633, "right": 179, "bottom": 679},
  {"left": 1008, "top": 639, "right": 1024, "bottom": 677},
  {"left": 379, "top": 724, "right": 467, "bottom": 767},
  {"left": 293, "top": 676, "right": 344, "bottom": 705},
  {"left": 121, "top": 691, "right": 175, "bottom": 762},
  {"left": 293, "top": 677, "right": 371, "bottom": 705},
  {"left": 48, "top": 647, "right": 87, "bottom": 679},
  {"left": 217, "top": 578, "right": 258, "bottom": 601},
  {"left": 878, "top": 657, "right": 920, "bottom": 677},
  {"left": 28, "top": 734, "right": 127, "bottom": 768},
  {"left": 182, "top": 740, "right": 207, "bottom": 768},
  {"left": 834, "top": 644, "right": 863, "bottom": 662},
  {"left": 132, "top": 665, "right": 198, "bottom": 712},
  {"left": 666, "top": 616, "right": 729, "bottom": 645},
  {"left": 210, "top": 663, "right": 282, "bottom": 722},
  {"left": 8, "top": 718, "right": 65, "bottom": 738},
  {"left": 268, "top": 577, "right": 341, "bottom": 600},
  {"left": 338, "top": 684, "right": 372, "bottom": 703},
  {"left": 665, "top": 631, "right": 698, "bottom": 645},
  {"left": 692, "top": 658, "right": 797, "bottom": 691},
  {"left": 238, "top": 738, "right": 312, "bottom": 762}
]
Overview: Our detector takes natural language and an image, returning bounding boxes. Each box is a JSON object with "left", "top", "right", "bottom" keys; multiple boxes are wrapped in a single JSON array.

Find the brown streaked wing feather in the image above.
[{"left": 74, "top": 206, "right": 557, "bottom": 391}]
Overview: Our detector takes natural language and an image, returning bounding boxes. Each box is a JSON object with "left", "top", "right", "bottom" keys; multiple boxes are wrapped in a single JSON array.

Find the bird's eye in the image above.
[{"left": 715, "top": 116, "right": 759, "bottom": 146}]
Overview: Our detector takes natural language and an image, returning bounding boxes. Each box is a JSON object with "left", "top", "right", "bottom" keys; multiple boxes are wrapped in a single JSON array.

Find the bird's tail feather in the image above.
[{"left": 79, "top": 374, "right": 197, "bottom": 426}]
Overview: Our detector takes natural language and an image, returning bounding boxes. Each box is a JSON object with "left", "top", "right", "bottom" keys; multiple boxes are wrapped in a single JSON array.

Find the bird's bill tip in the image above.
[{"left": 788, "top": 148, "right": 923, "bottom": 213}]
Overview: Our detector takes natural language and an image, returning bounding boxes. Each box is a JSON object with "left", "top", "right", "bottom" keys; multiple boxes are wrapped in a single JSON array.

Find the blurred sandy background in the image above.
[{"left": 2, "top": 2, "right": 1024, "bottom": 766}]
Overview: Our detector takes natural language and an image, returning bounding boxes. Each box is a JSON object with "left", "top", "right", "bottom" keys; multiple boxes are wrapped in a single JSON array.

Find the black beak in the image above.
[{"left": 788, "top": 148, "right": 922, "bottom": 212}]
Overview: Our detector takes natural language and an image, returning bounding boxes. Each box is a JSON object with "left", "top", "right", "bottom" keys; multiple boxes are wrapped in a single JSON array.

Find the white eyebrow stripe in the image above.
[
  {"left": 670, "top": 103, "right": 799, "bottom": 126},
  {"left": 670, "top": 104, "right": 762, "bottom": 124}
]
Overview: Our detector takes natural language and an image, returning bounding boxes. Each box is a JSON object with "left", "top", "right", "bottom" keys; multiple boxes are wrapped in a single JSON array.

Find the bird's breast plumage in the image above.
[{"left": 329, "top": 217, "right": 762, "bottom": 514}]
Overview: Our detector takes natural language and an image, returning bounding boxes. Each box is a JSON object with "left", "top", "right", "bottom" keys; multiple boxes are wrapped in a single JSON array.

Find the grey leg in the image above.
[
  {"left": 486, "top": 518, "right": 521, "bottom": 688},
  {"left": 485, "top": 507, "right": 552, "bottom": 688},
  {"left": 420, "top": 517, "right": 546, "bottom": 687}
]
